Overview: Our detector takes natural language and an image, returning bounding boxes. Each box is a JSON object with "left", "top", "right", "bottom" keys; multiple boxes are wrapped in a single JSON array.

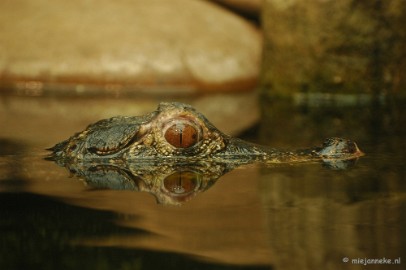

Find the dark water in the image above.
[{"left": 0, "top": 95, "right": 405, "bottom": 270}]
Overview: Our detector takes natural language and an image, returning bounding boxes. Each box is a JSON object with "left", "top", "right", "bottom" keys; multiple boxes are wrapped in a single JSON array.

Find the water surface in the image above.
[{"left": 1, "top": 95, "right": 405, "bottom": 270}]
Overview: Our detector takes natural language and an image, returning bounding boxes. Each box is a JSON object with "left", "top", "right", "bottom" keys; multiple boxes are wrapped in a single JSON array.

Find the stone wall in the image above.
[{"left": 261, "top": 0, "right": 406, "bottom": 96}]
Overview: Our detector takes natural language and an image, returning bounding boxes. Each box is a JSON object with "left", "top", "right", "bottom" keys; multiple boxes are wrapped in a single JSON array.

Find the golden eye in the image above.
[
  {"left": 164, "top": 122, "right": 198, "bottom": 148},
  {"left": 163, "top": 171, "right": 200, "bottom": 196}
]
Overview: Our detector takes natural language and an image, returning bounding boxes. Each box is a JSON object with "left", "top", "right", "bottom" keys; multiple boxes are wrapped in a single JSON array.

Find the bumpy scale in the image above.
[{"left": 49, "top": 102, "right": 364, "bottom": 165}]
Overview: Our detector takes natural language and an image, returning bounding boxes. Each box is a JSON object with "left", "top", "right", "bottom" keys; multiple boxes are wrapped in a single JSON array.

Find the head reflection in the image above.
[{"left": 54, "top": 160, "right": 233, "bottom": 206}]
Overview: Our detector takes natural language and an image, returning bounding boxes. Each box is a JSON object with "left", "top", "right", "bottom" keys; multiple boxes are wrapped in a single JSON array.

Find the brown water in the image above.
[{"left": 1, "top": 95, "right": 405, "bottom": 270}]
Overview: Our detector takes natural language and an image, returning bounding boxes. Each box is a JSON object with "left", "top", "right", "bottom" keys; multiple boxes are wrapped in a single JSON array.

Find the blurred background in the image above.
[
  {"left": 0, "top": 0, "right": 263, "bottom": 147},
  {"left": 1, "top": 1, "right": 405, "bottom": 270},
  {"left": 0, "top": 0, "right": 405, "bottom": 147}
]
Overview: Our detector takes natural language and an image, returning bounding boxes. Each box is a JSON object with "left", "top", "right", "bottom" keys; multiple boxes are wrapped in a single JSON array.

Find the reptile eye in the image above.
[
  {"left": 163, "top": 171, "right": 200, "bottom": 196},
  {"left": 164, "top": 122, "right": 199, "bottom": 148}
]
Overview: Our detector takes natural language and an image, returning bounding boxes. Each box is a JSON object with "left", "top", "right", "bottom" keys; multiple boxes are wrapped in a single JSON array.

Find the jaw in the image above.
[
  {"left": 211, "top": 138, "right": 270, "bottom": 163},
  {"left": 212, "top": 137, "right": 365, "bottom": 165}
]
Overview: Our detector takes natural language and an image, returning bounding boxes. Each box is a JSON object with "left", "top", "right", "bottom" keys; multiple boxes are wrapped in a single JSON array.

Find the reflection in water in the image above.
[
  {"left": 48, "top": 154, "right": 361, "bottom": 205},
  {"left": 163, "top": 171, "right": 200, "bottom": 199},
  {"left": 50, "top": 158, "right": 236, "bottom": 205}
]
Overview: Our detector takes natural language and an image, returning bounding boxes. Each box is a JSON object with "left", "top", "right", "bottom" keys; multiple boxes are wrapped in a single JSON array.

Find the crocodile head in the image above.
[
  {"left": 51, "top": 102, "right": 232, "bottom": 162},
  {"left": 49, "top": 102, "right": 363, "bottom": 165}
]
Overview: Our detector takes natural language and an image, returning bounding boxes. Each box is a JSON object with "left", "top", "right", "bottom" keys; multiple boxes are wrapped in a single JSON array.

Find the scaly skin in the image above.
[{"left": 49, "top": 102, "right": 363, "bottom": 165}]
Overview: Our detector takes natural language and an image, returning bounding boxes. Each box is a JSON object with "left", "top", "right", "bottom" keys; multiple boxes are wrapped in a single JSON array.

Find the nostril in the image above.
[
  {"left": 346, "top": 141, "right": 356, "bottom": 153},
  {"left": 319, "top": 137, "right": 363, "bottom": 159}
]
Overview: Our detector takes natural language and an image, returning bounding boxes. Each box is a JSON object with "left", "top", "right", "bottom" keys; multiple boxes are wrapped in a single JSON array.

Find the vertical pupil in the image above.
[
  {"left": 179, "top": 128, "right": 182, "bottom": 145},
  {"left": 164, "top": 123, "right": 198, "bottom": 148}
]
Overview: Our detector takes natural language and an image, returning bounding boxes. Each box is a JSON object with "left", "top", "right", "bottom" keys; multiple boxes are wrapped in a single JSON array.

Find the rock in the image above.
[{"left": 0, "top": 0, "right": 261, "bottom": 93}]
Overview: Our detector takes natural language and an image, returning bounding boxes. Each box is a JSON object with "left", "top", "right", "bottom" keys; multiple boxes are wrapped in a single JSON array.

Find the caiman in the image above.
[
  {"left": 49, "top": 102, "right": 363, "bottom": 165},
  {"left": 48, "top": 102, "right": 364, "bottom": 205}
]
